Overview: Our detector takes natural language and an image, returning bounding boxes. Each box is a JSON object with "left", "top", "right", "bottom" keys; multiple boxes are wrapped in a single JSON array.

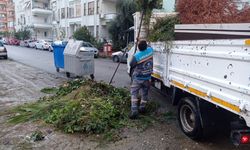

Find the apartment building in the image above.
[
  {"left": 15, "top": 0, "right": 53, "bottom": 40},
  {"left": 53, "top": 0, "right": 117, "bottom": 41},
  {"left": 0, "top": 0, "right": 15, "bottom": 32}
]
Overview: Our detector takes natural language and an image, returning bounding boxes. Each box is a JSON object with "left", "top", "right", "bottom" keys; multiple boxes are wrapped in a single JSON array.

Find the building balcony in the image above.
[
  {"left": 32, "top": 7, "right": 52, "bottom": 15},
  {"left": 7, "top": 7, "right": 14, "bottom": 11},
  {"left": 31, "top": 23, "right": 53, "bottom": 29},
  {"left": 103, "top": 0, "right": 117, "bottom": 2},
  {"left": 0, "top": 1, "right": 6, "bottom": 5},
  {"left": 8, "top": 27, "right": 15, "bottom": 31},
  {"left": 0, "top": 9, "right": 6, "bottom": 14},
  {"left": 0, "top": 18, "right": 7, "bottom": 23},
  {"left": 0, "top": 28, "right": 8, "bottom": 32},
  {"left": 100, "top": 13, "right": 116, "bottom": 21},
  {"left": 7, "top": 17, "right": 14, "bottom": 22}
]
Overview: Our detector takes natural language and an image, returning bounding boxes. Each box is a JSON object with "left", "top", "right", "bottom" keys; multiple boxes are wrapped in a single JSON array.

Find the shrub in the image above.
[
  {"left": 149, "top": 16, "right": 180, "bottom": 42},
  {"left": 73, "top": 26, "right": 96, "bottom": 44}
]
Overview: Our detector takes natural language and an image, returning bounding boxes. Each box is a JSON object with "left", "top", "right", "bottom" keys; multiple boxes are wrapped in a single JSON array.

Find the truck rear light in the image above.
[
  {"left": 231, "top": 130, "right": 250, "bottom": 146},
  {"left": 241, "top": 135, "right": 250, "bottom": 144}
]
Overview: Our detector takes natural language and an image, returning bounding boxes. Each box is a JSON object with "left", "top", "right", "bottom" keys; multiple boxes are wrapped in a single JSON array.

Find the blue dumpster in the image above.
[{"left": 52, "top": 42, "right": 67, "bottom": 72}]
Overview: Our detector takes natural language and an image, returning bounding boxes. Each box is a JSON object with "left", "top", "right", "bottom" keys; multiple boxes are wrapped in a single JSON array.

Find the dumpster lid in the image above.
[{"left": 64, "top": 39, "right": 83, "bottom": 56}]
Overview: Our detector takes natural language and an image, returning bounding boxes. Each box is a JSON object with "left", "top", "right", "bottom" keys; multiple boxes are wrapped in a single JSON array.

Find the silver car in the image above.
[
  {"left": 0, "top": 42, "right": 7, "bottom": 59},
  {"left": 112, "top": 48, "right": 128, "bottom": 63},
  {"left": 80, "top": 42, "right": 99, "bottom": 58}
]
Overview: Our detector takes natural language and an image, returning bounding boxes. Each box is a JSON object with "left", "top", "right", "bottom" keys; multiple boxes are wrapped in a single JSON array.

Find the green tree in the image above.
[
  {"left": 73, "top": 26, "right": 96, "bottom": 44},
  {"left": 14, "top": 31, "right": 22, "bottom": 40},
  {"left": 0, "top": 31, "right": 11, "bottom": 37},
  {"left": 108, "top": 0, "right": 137, "bottom": 50},
  {"left": 14, "top": 27, "right": 31, "bottom": 40},
  {"left": 108, "top": 0, "right": 161, "bottom": 50},
  {"left": 136, "top": 0, "right": 162, "bottom": 38},
  {"left": 21, "top": 27, "right": 31, "bottom": 40}
]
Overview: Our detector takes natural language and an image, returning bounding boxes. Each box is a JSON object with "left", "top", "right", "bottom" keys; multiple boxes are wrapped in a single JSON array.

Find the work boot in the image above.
[{"left": 129, "top": 111, "right": 139, "bottom": 119}]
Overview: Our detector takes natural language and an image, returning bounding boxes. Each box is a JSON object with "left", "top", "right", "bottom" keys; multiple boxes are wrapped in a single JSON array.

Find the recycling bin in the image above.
[
  {"left": 63, "top": 40, "right": 95, "bottom": 79},
  {"left": 52, "top": 42, "right": 67, "bottom": 72}
]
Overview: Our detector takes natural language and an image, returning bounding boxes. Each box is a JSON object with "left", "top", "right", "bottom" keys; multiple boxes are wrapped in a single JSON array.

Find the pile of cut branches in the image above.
[{"left": 9, "top": 79, "right": 159, "bottom": 140}]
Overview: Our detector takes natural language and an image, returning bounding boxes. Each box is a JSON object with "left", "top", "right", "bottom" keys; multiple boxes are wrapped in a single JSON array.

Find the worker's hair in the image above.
[{"left": 138, "top": 40, "right": 147, "bottom": 51}]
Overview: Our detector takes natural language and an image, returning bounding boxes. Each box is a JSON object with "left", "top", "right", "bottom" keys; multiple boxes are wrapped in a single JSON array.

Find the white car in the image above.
[
  {"left": 0, "top": 42, "right": 7, "bottom": 59},
  {"left": 28, "top": 40, "right": 37, "bottom": 48},
  {"left": 35, "top": 40, "right": 52, "bottom": 51},
  {"left": 127, "top": 45, "right": 135, "bottom": 74},
  {"left": 0, "top": 38, "right": 8, "bottom": 45},
  {"left": 80, "top": 42, "right": 99, "bottom": 58},
  {"left": 112, "top": 49, "right": 128, "bottom": 63}
]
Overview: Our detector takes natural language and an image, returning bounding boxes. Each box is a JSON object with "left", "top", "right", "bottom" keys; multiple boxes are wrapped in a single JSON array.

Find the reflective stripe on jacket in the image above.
[{"left": 130, "top": 47, "right": 153, "bottom": 80}]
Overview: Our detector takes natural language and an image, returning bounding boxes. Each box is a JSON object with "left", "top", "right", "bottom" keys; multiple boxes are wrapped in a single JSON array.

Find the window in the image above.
[
  {"left": 88, "top": 1, "right": 94, "bottom": 15},
  {"left": 44, "top": 18, "right": 47, "bottom": 23},
  {"left": 97, "top": 0, "right": 99, "bottom": 14},
  {"left": 58, "top": 9, "right": 60, "bottom": 19},
  {"left": 84, "top": 3, "right": 86, "bottom": 16},
  {"left": 82, "top": 42, "right": 89, "bottom": 47},
  {"left": 44, "top": 3, "right": 48, "bottom": 9},
  {"left": 76, "top": 4, "right": 81, "bottom": 17},
  {"left": 69, "top": 7, "right": 74, "bottom": 18},
  {"left": 61, "top": 8, "right": 65, "bottom": 19},
  {"left": 44, "top": 32, "right": 47, "bottom": 37}
]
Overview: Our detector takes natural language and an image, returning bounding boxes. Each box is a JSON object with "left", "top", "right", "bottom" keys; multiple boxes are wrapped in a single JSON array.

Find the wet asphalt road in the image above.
[{"left": 6, "top": 45, "right": 131, "bottom": 88}]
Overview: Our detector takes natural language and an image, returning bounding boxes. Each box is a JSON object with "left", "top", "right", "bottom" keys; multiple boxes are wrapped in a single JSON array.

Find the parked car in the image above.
[
  {"left": 8, "top": 38, "right": 20, "bottom": 45},
  {"left": 0, "top": 42, "right": 7, "bottom": 59},
  {"left": 0, "top": 38, "right": 8, "bottom": 45},
  {"left": 80, "top": 42, "right": 99, "bottom": 58},
  {"left": 19, "top": 40, "right": 29, "bottom": 47},
  {"left": 35, "top": 40, "right": 52, "bottom": 51},
  {"left": 28, "top": 40, "right": 37, "bottom": 48},
  {"left": 47, "top": 40, "right": 53, "bottom": 52},
  {"left": 112, "top": 48, "right": 128, "bottom": 63}
]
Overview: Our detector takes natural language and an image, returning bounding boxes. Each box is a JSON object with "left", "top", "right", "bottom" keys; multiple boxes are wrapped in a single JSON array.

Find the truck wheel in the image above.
[
  {"left": 178, "top": 97, "right": 203, "bottom": 140},
  {"left": 112, "top": 56, "right": 119, "bottom": 62}
]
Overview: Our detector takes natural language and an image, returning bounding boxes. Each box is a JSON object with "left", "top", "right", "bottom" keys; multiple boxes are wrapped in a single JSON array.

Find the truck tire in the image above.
[
  {"left": 178, "top": 97, "right": 203, "bottom": 140},
  {"left": 112, "top": 56, "right": 119, "bottom": 62}
]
